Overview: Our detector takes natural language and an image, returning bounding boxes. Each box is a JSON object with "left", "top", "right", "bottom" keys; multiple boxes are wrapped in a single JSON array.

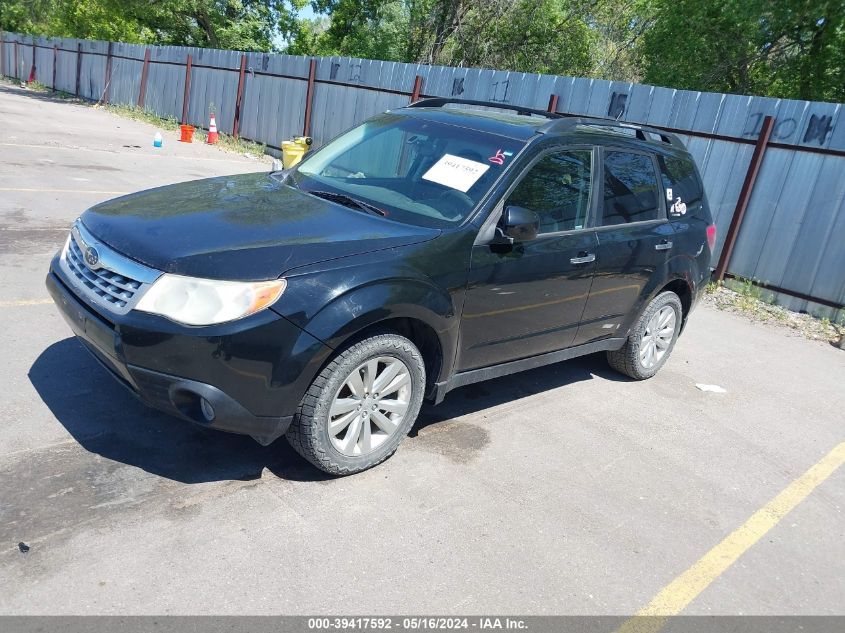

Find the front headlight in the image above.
[
  {"left": 135, "top": 274, "right": 286, "bottom": 326},
  {"left": 60, "top": 233, "right": 71, "bottom": 260}
]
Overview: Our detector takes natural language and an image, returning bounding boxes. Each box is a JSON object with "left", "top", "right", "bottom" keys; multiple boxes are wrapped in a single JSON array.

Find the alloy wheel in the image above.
[
  {"left": 640, "top": 306, "right": 676, "bottom": 369},
  {"left": 328, "top": 356, "right": 412, "bottom": 457}
]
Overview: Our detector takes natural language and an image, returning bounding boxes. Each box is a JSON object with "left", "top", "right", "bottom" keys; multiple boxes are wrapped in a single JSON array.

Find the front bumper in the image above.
[{"left": 46, "top": 262, "right": 332, "bottom": 445}]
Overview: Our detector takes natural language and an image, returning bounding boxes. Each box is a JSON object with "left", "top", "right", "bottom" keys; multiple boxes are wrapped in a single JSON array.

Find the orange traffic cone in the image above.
[{"left": 207, "top": 113, "right": 218, "bottom": 145}]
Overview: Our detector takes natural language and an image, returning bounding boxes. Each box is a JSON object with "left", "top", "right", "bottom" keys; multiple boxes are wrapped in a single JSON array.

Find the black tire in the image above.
[
  {"left": 606, "top": 291, "right": 683, "bottom": 380},
  {"left": 286, "top": 332, "right": 425, "bottom": 476}
]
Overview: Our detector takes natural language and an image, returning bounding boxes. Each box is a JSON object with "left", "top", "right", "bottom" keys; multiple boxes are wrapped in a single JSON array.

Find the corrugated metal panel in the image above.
[
  {"left": 55, "top": 38, "right": 77, "bottom": 94},
  {"left": 109, "top": 42, "right": 144, "bottom": 105},
  {"left": 777, "top": 154, "right": 845, "bottom": 295}
]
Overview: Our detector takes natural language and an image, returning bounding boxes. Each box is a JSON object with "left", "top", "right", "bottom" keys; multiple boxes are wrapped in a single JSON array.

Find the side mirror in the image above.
[{"left": 497, "top": 205, "right": 539, "bottom": 243}]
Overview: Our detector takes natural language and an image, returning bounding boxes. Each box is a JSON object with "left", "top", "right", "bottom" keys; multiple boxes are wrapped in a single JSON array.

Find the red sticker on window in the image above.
[{"left": 488, "top": 149, "right": 505, "bottom": 165}]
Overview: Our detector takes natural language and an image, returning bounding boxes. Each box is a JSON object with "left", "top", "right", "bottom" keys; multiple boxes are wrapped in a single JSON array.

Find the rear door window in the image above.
[{"left": 601, "top": 151, "right": 661, "bottom": 225}]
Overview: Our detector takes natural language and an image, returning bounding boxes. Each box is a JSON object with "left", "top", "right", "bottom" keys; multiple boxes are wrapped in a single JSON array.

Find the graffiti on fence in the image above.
[
  {"left": 490, "top": 79, "right": 509, "bottom": 103},
  {"left": 744, "top": 111, "right": 834, "bottom": 145},
  {"left": 803, "top": 114, "right": 834, "bottom": 144},
  {"left": 608, "top": 92, "right": 627, "bottom": 119}
]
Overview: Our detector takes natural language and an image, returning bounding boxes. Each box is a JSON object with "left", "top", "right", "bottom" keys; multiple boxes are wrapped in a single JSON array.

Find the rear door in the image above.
[
  {"left": 573, "top": 147, "right": 674, "bottom": 345},
  {"left": 458, "top": 147, "right": 599, "bottom": 371}
]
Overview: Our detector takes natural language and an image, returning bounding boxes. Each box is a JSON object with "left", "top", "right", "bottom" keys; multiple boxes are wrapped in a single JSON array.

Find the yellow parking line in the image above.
[
  {"left": 615, "top": 441, "right": 845, "bottom": 633},
  {"left": 0, "top": 187, "right": 128, "bottom": 195},
  {"left": 0, "top": 299, "right": 53, "bottom": 307}
]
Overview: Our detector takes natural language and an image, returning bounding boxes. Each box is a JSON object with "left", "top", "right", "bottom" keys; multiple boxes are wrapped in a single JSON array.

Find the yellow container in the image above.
[
  {"left": 281, "top": 136, "right": 313, "bottom": 169},
  {"left": 281, "top": 141, "right": 306, "bottom": 169}
]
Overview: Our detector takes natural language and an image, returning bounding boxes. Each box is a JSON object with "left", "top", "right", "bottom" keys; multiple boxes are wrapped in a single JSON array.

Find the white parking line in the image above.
[
  {"left": 0, "top": 187, "right": 129, "bottom": 195},
  {"left": 0, "top": 299, "right": 53, "bottom": 307},
  {"left": 0, "top": 142, "right": 262, "bottom": 163}
]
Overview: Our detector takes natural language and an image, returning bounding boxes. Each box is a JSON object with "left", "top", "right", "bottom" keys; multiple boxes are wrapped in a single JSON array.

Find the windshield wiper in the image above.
[{"left": 306, "top": 190, "right": 388, "bottom": 217}]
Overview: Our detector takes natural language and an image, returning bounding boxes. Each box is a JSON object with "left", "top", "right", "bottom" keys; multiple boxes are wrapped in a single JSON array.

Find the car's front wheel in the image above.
[
  {"left": 286, "top": 332, "right": 425, "bottom": 475},
  {"left": 606, "top": 291, "right": 683, "bottom": 380}
]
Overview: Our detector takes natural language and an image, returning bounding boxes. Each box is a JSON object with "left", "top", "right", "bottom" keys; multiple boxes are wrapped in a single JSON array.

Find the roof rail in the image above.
[
  {"left": 540, "top": 115, "right": 685, "bottom": 148},
  {"left": 407, "top": 97, "right": 563, "bottom": 120},
  {"left": 406, "top": 98, "right": 685, "bottom": 148}
]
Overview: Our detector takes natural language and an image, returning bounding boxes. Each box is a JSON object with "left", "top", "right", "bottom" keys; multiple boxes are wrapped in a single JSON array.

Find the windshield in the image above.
[{"left": 288, "top": 114, "right": 524, "bottom": 228}]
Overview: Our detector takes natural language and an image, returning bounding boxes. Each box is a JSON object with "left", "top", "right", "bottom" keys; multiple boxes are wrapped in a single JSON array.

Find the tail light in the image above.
[{"left": 706, "top": 224, "right": 717, "bottom": 251}]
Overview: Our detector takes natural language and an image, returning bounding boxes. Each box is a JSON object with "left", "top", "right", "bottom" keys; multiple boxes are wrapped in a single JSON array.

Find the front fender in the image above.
[
  {"left": 306, "top": 276, "right": 455, "bottom": 344},
  {"left": 271, "top": 233, "right": 473, "bottom": 384},
  {"left": 273, "top": 276, "right": 463, "bottom": 385}
]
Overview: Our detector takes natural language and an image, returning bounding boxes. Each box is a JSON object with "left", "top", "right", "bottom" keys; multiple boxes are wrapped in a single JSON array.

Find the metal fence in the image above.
[{"left": 1, "top": 32, "right": 843, "bottom": 317}]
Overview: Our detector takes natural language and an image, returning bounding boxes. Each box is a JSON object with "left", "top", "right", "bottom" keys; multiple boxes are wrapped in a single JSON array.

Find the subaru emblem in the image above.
[{"left": 84, "top": 246, "right": 100, "bottom": 268}]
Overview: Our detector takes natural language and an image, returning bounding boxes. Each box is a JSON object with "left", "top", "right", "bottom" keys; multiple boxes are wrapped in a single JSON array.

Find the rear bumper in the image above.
[{"left": 46, "top": 265, "right": 329, "bottom": 444}]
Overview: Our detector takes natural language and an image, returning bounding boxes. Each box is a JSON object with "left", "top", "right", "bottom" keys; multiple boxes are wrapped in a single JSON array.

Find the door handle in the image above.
[
  {"left": 654, "top": 240, "right": 673, "bottom": 251},
  {"left": 570, "top": 253, "right": 596, "bottom": 265}
]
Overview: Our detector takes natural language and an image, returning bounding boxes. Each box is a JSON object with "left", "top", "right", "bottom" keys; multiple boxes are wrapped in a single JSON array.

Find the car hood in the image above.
[{"left": 80, "top": 173, "right": 440, "bottom": 280}]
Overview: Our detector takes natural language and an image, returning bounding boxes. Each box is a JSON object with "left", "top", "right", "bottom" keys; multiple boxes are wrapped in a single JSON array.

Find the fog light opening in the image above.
[{"left": 200, "top": 397, "right": 215, "bottom": 422}]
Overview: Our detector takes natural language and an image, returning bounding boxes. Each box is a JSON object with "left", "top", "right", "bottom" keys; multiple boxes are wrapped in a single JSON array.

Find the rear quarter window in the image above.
[{"left": 657, "top": 154, "right": 705, "bottom": 219}]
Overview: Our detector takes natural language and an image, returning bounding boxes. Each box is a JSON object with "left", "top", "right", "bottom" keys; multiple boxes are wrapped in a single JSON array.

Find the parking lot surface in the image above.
[{"left": 0, "top": 84, "right": 843, "bottom": 615}]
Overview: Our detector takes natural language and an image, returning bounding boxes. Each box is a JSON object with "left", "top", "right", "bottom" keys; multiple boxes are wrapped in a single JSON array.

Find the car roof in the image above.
[
  {"left": 395, "top": 98, "right": 687, "bottom": 152},
  {"left": 396, "top": 106, "right": 549, "bottom": 141}
]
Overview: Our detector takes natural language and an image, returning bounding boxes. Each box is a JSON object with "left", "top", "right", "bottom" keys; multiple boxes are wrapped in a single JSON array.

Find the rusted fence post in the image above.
[
  {"left": 410, "top": 75, "right": 422, "bottom": 102},
  {"left": 302, "top": 58, "right": 317, "bottom": 137},
  {"left": 137, "top": 49, "right": 150, "bottom": 108},
  {"left": 101, "top": 41, "right": 113, "bottom": 103},
  {"left": 52, "top": 44, "right": 57, "bottom": 90},
  {"left": 28, "top": 40, "right": 36, "bottom": 83},
  {"left": 181, "top": 54, "right": 192, "bottom": 125},
  {"left": 14, "top": 40, "right": 19, "bottom": 79},
  {"left": 0, "top": 31, "right": 5, "bottom": 78},
  {"left": 75, "top": 42, "right": 82, "bottom": 96},
  {"left": 547, "top": 94, "right": 559, "bottom": 113},
  {"left": 714, "top": 115, "right": 775, "bottom": 281},
  {"left": 232, "top": 54, "right": 247, "bottom": 138}
]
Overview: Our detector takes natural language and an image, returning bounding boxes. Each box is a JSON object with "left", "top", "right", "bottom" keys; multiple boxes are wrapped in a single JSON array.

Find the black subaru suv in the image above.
[{"left": 47, "top": 98, "right": 715, "bottom": 475}]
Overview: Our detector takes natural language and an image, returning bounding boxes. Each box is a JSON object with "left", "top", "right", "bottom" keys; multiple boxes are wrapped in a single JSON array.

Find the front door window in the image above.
[{"left": 506, "top": 149, "right": 593, "bottom": 234}]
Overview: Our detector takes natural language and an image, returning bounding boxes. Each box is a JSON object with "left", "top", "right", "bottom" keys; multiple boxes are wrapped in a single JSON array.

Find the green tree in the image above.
[
  {"left": 584, "top": 0, "right": 655, "bottom": 82},
  {"left": 439, "top": 0, "right": 595, "bottom": 76},
  {"left": 286, "top": 0, "right": 407, "bottom": 59},
  {"left": 640, "top": 0, "right": 844, "bottom": 101},
  {"left": 290, "top": 0, "right": 597, "bottom": 77},
  {"left": 0, "top": 1, "right": 304, "bottom": 51}
]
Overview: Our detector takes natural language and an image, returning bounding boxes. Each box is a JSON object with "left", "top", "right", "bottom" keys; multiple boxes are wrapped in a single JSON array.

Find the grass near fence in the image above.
[
  {"left": 705, "top": 279, "right": 844, "bottom": 344},
  {"left": 102, "top": 103, "right": 267, "bottom": 158}
]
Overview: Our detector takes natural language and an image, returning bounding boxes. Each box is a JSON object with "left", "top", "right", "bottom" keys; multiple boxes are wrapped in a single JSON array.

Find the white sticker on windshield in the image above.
[{"left": 422, "top": 154, "right": 490, "bottom": 193}]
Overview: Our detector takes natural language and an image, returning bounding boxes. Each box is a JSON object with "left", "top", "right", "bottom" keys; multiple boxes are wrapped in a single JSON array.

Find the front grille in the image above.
[
  {"left": 59, "top": 220, "right": 161, "bottom": 315},
  {"left": 65, "top": 237, "right": 141, "bottom": 309}
]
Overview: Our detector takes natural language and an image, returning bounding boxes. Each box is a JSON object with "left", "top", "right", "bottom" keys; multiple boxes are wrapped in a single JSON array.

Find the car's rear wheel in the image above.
[
  {"left": 286, "top": 332, "right": 425, "bottom": 475},
  {"left": 606, "top": 291, "right": 683, "bottom": 380}
]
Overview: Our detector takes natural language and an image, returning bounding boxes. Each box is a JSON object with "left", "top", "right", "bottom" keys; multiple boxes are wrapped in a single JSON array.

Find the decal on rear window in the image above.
[{"left": 670, "top": 196, "right": 688, "bottom": 216}]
